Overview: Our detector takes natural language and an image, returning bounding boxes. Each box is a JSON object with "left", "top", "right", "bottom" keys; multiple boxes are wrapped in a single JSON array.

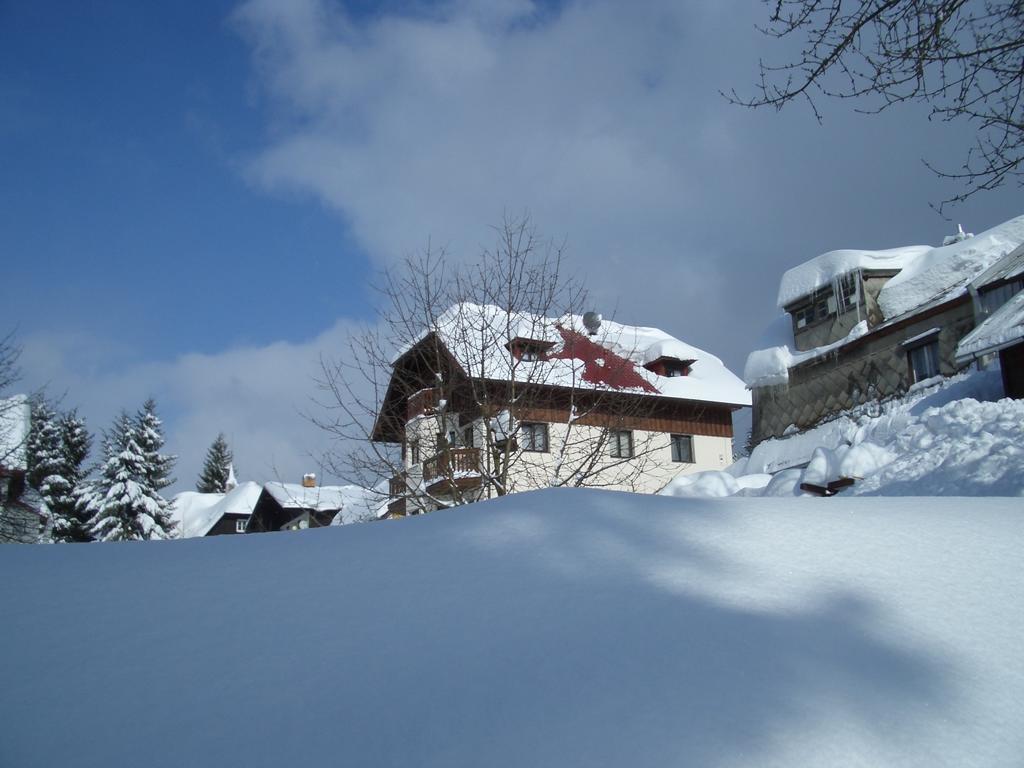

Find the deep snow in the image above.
[
  {"left": 664, "top": 369, "right": 1024, "bottom": 498},
  {"left": 2, "top": 488, "right": 1023, "bottom": 767}
]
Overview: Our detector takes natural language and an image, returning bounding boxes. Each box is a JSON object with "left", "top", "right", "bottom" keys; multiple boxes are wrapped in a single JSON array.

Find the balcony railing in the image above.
[
  {"left": 423, "top": 447, "right": 481, "bottom": 482},
  {"left": 389, "top": 472, "right": 410, "bottom": 498}
]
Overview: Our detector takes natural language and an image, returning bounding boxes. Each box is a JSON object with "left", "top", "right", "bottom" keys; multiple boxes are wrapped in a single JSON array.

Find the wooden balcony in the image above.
[
  {"left": 389, "top": 472, "right": 409, "bottom": 498},
  {"left": 422, "top": 447, "right": 482, "bottom": 495}
]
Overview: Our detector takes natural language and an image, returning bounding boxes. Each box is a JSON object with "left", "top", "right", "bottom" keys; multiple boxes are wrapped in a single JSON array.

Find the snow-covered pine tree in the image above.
[
  {"left": 133, "top": 398, "right": 176, "bottom": 538},
  {"left": 26, "top": 396, "right": 64, "bottom": 540},
  {"left": 70, "top": 480, "right": 101, "bottom": 540},
  {"left": 51, "top": 410, "right": 94, "bottom": 542},
  {"left": 196, "top": 433, "right": 233, "bottom": 493},
  {"left": 91, "top": 410, "right": 175, "bottom": 541},
  {"left": 26, "top": 396, "right": 61, "bottom": 494}
]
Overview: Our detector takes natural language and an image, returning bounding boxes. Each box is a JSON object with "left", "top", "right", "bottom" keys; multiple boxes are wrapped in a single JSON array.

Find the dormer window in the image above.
[
  {"left": 791, "top": 272, "right": 861, "bottom": 329},
  {"left": 506, "top": 337, "right": 555, "bottom": 362},
  {"left": 644, "top": 357, "right": 694, "bottom": 378}
]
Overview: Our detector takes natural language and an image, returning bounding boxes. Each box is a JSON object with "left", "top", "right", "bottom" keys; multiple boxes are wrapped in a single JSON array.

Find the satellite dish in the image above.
[{"left": 582, "top": 311, "right": 602, "bottom": 336}]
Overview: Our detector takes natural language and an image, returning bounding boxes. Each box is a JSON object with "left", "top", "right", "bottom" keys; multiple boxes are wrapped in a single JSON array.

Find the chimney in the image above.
[
  {"left": 582, "top": 311, "right": 602, "bottom": 336},
  {"left": 302, "top": 473, "right": 317, "bottom": 488}
]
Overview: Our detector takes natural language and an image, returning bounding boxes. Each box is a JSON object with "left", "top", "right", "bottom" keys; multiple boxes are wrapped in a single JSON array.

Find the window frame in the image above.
[
  {"left": 670, "top": 434, "right": 694, "bottom": 463},
  {"left": 907, "top": 339, "right": 940, "bottom": 383},
  {"left": 519, "top": 422, "right": 549, "bottom": 453},
  {"left": 235, "top": 519, "right": 247, "bottom": 533},
  {"left": 609, "top": 429, "right": 634, "bottom": 459}
]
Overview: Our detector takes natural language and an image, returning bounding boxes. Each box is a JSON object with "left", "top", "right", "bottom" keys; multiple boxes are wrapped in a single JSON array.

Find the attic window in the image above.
[
  {"left": 506, "top": 337, "right": 555, "bottom": 361},
  {"left": 792, "top": 273, "right": 860, "bottom": 329},
  {"left": 644, "top": 357, "right": 695, "bottom": 378}
]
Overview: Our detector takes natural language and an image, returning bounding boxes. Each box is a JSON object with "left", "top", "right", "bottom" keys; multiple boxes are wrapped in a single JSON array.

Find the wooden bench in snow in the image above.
[{"left": 799, "top": 477, "right": 856, "bottom": 497}]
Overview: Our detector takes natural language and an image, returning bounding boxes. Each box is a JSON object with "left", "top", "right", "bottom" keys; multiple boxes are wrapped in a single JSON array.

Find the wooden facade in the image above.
[
  {"left": 246, "top": 489, "right": 338, "bottom": 533},
  {"left": 204, "top": 513, "right": 251, "bottom": 537}
]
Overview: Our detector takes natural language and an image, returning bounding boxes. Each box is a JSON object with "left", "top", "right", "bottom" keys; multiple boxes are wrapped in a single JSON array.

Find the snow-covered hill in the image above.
[
  {"left": 664, "top": 369, "right": 1024, "bottom": 498},
  {"left": 2, "top": 489, "right": 1022, "bottom": 766}
]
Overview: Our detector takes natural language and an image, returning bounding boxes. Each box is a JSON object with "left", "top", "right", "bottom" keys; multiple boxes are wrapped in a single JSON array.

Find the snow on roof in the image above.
[
  {"left": 969, "top": 241, "right": 1024, "bottom": 292},
  {"left": 407, "top": 303, "right": 750, "bottom": 408},
  {"left": 956, "top": 290, "right": 1024, "bottom": 362},
  {"left": 878, "top": 215, "right": 1024, "bottom": 320},
  {"left": 776, "top": 214, "right": 1024, "bottom": 319},
  {"left": 0, "top": 395, "right": 31, "bottom": 472},
  {"left": 743, "top": 318, "right": 869, "bottom": 388},
  {"left": 748, "top": 215, "right": 1024, "bottom": 388},
  {"left": 173, "top": 481, "right": 263, "bottom": 538},
  {"left": 777, "top": 245, "right": 930, "bottom": 309},
  {"left": 264, "top": 482, "right": 372, "bottom": 512}
]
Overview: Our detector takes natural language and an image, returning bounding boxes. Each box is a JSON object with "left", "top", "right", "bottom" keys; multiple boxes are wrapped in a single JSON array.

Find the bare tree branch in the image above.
[{"left": 728, "top": 0, "right": 1024, "bottom": 211}]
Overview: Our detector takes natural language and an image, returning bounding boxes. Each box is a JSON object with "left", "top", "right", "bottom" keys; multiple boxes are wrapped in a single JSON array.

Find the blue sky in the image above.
[
  {"left": 1, "top": 0, "right": 371, "bottom": 355},
  {"left": 2, "top": 0, "right": 1020, "bottom": 490}
]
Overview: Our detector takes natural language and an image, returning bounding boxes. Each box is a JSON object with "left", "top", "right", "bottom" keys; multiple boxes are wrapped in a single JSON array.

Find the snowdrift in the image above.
[
  {"left": 2, "top": 489, "right": 1023, "bottom": 767},
  {"left": 664, "top": 370, "right": 1024, "bottom": 499}
]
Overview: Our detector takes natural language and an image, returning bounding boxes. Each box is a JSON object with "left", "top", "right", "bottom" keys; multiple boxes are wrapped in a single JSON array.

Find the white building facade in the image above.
[{"left": 373, "top": 305, "right": 749, "bottom": 515}]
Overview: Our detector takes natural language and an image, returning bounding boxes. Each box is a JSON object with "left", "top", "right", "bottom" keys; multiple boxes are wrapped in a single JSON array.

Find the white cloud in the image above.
[
  {"left": 19, "top": 321, "right": 367, "bottom": 494},
  {"left": 232, "top": 0, "right": 1022, "bottom": 377},
  {"left": 232, "top": 0, "right": 749, "bottom": 343}
]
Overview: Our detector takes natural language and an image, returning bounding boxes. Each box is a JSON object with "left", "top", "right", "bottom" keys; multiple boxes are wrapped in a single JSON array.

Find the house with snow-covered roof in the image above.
[
  {"left": 246, "top": 475, "right": 383, "bottom": 533},
  {"left": 373, "top": 304, "right": 750, "bottom": 516},
  {"left": 745, "top": 214, "right": 1024, "bottom": 445},
  {"left": 173, "top": 474, "right": 383, "bottom": 536},
  {"left": 173, "top": 480, "right": 263, "bottom": 538}
]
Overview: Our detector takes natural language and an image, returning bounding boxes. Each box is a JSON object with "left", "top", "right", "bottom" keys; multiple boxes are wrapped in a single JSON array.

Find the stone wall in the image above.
[{"left": 752, "top": 298, "right": 976, "bottom": 444}]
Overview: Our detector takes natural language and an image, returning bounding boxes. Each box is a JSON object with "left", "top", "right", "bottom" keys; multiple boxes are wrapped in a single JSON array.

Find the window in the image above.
[
  {"left": 520, "top": 347, "right": 541, "bottom": 362},
  {"left": 609, "top": 430, "right": 634, "bottom": 459},
  {"left": 794, "top": 303, "right": 815, "bottom": 329},
  {"left": 463, "top": 426, "right": 475, "bottom": 448},
  {"left": 520, "top": 422, "right": 549, "bottom": 452},
  {"left": 908, "top": 340, "right": 940, "bottom": 383},
  {"left": 794, "top": 273, "right": 860, "bottom": 329},
  {"left": 979, "top": 278, "right": 1024, "bottom": 316},
  {"left": 235, "top": 519, "right": 247, "bottom": 533},
  {"left": 670, "top": 434, "right": 694, "bottom": 463},
  {"left": 408, "top": 440, "right": 421, "bottom": 465}
]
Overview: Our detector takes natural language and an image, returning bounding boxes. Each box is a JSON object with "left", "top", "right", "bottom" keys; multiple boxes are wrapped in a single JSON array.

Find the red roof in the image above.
[{"left": 545, "top": 327, "right": 659, "bottom": 393}]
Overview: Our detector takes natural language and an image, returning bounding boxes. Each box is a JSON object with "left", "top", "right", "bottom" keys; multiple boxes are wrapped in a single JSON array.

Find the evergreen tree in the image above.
[
  {"left": 133, "top": 398, "right": 177, "bottom": 538},
  {"left": 51, "top": 410, "right": 94, "bottom": 543},
  {"left": 26, "top": 397, "right": 61, "bottom": 494},
  {"left": 91, "top": 410, "right": 175, "bottom": 541},
  {"left": 70, "top": 480, "right": 101, "bottom": 539},
  {"left": 28, "top": 399, "right": 95, "bottom": 543},
  {"left": 196, "top": 433, "right": 233, "bottom": 493}
]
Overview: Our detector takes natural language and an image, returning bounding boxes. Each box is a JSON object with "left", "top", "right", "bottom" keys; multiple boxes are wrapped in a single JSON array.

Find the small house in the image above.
[{"left": 745, "top": 215, "right": 1024, "bottom": 445}]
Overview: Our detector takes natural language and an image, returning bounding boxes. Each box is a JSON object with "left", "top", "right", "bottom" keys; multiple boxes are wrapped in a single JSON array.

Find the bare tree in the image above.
[
  {"left": 730, "top": 0, "right": 1024, "bottom": 209},
  {"left": 313, "top": 214, "right": 672, "bottom": 516}
]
